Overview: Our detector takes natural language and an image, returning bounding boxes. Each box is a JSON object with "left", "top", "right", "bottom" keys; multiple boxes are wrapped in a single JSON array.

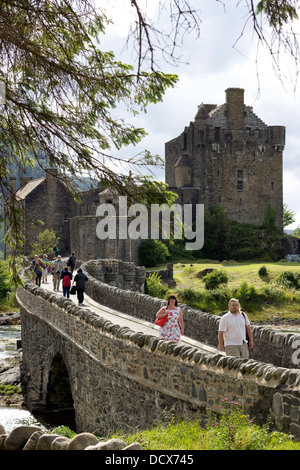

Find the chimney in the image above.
[
  {"left": 10, "top": 176, "right": 17, "bottom": 194},
  {"left": 225, "top": 88, "right": 245, "bottom": 129}
]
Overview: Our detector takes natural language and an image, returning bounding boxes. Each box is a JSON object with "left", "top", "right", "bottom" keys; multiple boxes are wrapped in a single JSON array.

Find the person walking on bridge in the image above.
[
  {"left": 74, "top": 268, "right": 88, "bottom": 306},
  {"left": 52, "top": 255, "right": 64, "bottom": 291},
  {"left": 155, "top": 294, "right": 184, "bottom": 342},
  {"left": 60, "top": 266, "right": 72, "bottom": 298},
  {"left": 218, "top": 298, "right": 253, "bottom": 358},
  {"left": 67, "top": 252, "right": 76, "bottom": 273}
]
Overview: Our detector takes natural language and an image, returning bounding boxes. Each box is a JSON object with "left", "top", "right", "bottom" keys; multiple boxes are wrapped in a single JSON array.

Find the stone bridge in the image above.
[{"left": 16, "top": 260, "right": 300, "bottom": 438}]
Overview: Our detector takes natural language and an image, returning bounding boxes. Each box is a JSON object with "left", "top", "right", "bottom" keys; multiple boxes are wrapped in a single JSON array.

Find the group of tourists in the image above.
[
  {"left": 32, "top": 251, "right": 88, "bottom": 306},
  {"left": 155, "top": 296, "right": 253, "bottom": 359},
  {"left": 32, "top": 251, "right": 253, "bottom": 359}
]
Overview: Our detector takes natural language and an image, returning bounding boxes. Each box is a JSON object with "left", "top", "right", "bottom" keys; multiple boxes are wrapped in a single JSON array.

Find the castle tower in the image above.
[{"left": 165, "top": 88, "right": 285, "bottom": 229}]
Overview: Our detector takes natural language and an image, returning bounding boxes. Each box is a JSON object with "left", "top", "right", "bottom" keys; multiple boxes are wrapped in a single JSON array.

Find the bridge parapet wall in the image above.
[
  {"left": 82, "top": 261, "right": 300, "bottom": 370},
  {"left": 17, "top": 281, "right": 300, "bottom": 438}
]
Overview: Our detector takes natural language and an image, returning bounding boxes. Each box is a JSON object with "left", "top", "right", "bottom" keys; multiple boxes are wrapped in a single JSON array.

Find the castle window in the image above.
[
  {"left": 271, "top": 181, "right": 274, "bottom": 190},
  {"left": 214, "top": 127, "right": 220, "bottom": 141},
  {"left": 237, "top": 170, "right": 243, "bottom": 179},
  {"left": 237, "top": 180, "right": 243, "bottom": 190}
]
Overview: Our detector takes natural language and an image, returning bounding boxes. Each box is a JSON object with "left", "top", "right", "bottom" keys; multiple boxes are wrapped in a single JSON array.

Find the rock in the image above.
[
  {"left": 0, "top": 312, "right": 21, "bottom": 325},
  {"left": 23, "top": 430, "right": 44, "bottom": 450},
  {"left": 51, "top": 436, "right": 71, "bottom": 450},
  {"left": 67, "top": 432, "right": 99, "bottom": 450},
  {"left": 0, "top": 354, "right": 22, "bottom": 387},
  {"left": 85, "top": 438, "right": 126, "bottom": 450},
  {"left": 0, "top": 425, "right": 5, "bottom": 434},
  {"left": 0, "top": 434, "right": 7, "bottom": 450},
  {"left": 0, "top": 365, "right": 21, "bottom": 386},
  {"left": 123, "top": 442, "right": 143, "bottom": 450},
  {"left": 36, "top": 433, "right": 60, "bottom": 450},
  {"left": 5, "top": 425, "right": 43, "bottom": 450}
]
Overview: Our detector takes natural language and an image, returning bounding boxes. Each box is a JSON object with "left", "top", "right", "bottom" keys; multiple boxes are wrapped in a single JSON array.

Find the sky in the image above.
[{"left": 96, "top": 0, "right": 300, "bottom": 230}]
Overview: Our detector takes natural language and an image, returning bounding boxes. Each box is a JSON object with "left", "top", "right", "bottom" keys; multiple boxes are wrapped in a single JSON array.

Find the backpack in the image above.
[{"left": 62, "top": 273, "right": 71, "bottom": 287}]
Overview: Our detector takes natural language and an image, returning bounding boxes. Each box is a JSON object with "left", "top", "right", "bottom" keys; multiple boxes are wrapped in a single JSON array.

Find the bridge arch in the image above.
[{"left": 45, "top": 353, "right": 76, "bottom": 428}]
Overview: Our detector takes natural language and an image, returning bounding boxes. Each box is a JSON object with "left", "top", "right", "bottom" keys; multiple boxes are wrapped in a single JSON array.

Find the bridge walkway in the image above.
[{"left": 40, "top": 278, "right": 220, "bottom": 356}]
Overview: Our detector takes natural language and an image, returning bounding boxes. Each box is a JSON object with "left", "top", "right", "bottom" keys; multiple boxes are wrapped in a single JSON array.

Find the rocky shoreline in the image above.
[
  {"left": 0, "top": 311, "right": 21, "bottom": 326},
  {"left": 0, "top": 311, "right": 24, "bottom": 407},
  {"left": 0, "top": 353, "right": 24, "bottom": 407}
]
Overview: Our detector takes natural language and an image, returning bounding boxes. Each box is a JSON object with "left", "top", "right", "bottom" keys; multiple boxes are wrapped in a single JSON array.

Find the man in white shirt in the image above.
[{"left": 218, "top": 298, "right": 253, "bottom": 358}]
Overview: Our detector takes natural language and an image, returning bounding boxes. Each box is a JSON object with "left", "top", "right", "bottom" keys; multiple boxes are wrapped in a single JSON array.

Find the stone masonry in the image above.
[{"left": 16, "top": 266, "right": 300, "bottom": 438}]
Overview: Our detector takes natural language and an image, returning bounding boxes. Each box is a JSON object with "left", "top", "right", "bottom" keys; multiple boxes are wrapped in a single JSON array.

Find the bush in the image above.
[
  {"left": 139, "top": 239, "right": 170, "bottom": 267},
  {"left": 203, "top": 269, "right": 228, "bottom": 290},
  {"left": 31, "top": 228, "right": 60, "bottom": 256},
  {"left": 0, "top": 261, "right": 12, "bottom": 302},
  {"left": 233, "top": 282, "right": 291, "bottom": 311},
  {"left": 200, "top": 399, "right": 291, "bottom": 450},
  {"left": 258, "top": 265, "right": 268, "bottom": 276},
  {"left": 145, "top": 272, "right": 168, "bottom": 299},
  {"left": 276, "top": 271, "right": 300, "bottom": 289},
  {"left": 177, "top": 287, "right": 231, "bottom": 313}
]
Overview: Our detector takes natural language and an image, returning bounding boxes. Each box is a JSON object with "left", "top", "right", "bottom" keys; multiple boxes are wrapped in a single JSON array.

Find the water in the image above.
[
  {"left": 0, "top": 324, "right": 49, "bottom": 433},
  {"left": 0, "top": 325, "right": 21, "bottom": 360},
  {"left": 0, "top": 325, "right": 75, "bottom": 433},
  {"left": 0, "top": 406, "right": 47, "bottom": 434}
]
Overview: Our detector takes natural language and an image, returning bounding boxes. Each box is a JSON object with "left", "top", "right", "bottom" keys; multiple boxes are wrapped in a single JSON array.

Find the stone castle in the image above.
[
  {"left": 6, "top": 87, "right": 286, "bottom": 261},
  {"left": 165, "top": 88, "right": 285, "bottom": 228},
  {"left": 8, "top": 172, "right": 141, "bottom": 262}
]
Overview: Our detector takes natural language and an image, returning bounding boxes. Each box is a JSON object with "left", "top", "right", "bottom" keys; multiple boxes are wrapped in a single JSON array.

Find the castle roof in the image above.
[
  {"left": 195, "top": 103, "right": 267, "bottom": 130},
  {"left": 16, "top": 177, "right": 45, "bottom": 200}
]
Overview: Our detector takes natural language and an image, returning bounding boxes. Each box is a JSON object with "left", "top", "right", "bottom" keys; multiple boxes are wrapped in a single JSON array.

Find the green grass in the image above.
[
  {"left": 169, "top": 260, "right": 300, "bottom": 321},
  {"left": 0, "top": 383, "right": 22, "bottom": 397},
  {"left": 108, "top": 400, "right": 300, "bottom": 450}
]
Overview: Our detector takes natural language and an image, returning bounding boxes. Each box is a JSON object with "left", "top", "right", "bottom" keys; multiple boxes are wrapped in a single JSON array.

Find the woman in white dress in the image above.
[{"left": 155, "top": 294, "right": 184, "bottom": 342}]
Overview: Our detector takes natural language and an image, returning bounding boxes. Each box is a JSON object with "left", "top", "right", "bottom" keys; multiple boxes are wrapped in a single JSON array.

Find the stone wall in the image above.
[
  {"left": 146, "top": 263, "right": 175, "bottom": 287},
  {"left": 85, "top": 258, "right": 146, "bottom": 292},
  {"left": 17, "top": 277, "right": 300, "bottom": 438}
]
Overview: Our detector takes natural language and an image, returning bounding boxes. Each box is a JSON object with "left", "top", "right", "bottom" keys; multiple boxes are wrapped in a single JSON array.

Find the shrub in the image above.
[
  {"left": 0, "top": 261, "right": 12, "bottom": 302},
  {"left": 177, "top": 287, "right": 231, "bottom": 313},
  {"left": 200, "top": 399, "right": 289, "bottom": 450},
  {"left": 145, "top": 272, "right": 168, "bottom": 299},
  {"left": 258, "top": 265, "right": 268, "bottom": 276},
  {"left": 276, "top": 271, "right": 300, "bottom": 289},
  {"left": 31, "top": 228, "right": 60, "bottom": 256},
  {"left": 203, "top": 269, "right": 228, "bottom": 290},
  {"left": 52, "top": 426, "right": 77, "bottom": 439},
  {"left": 139, "top": 239, "right": 170, "bottom": 267}
]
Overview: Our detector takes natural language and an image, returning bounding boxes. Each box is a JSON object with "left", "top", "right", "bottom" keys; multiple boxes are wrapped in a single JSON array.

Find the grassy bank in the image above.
[
  {"left": 168, "top": 260, "right": 300, "bottom": 322},
  {"left": 104, "top": 400, "right": 300, "bottom": 450},
  {"left": 54, "top": 400, "right": 300, "bottom": 450}
]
